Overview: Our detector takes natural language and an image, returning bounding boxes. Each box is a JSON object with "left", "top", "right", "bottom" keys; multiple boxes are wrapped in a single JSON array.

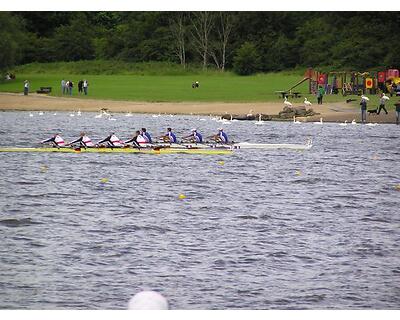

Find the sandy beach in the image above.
[{"left": 0, "top": 92, "right": 397, "bottom": 123}]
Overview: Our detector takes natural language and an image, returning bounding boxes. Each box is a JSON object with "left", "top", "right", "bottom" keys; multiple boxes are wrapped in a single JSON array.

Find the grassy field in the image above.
[{"left": 0, "top": 61, "right": 392, "bottom": 107}]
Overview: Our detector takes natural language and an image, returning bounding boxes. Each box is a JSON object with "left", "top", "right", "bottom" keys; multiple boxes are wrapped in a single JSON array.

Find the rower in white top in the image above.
[
  {"left": 97, "top": 133, "right": 124, "bottom": 147},
  {"left": 41, "top": 133, "right": 66, "bottom": 147},
  {"left": 67, "top": 132, "right": 94, "bottom": 148}
]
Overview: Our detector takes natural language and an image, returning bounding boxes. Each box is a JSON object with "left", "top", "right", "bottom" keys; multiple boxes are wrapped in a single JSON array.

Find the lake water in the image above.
[{"left": 0, "top": 111, "right": 399, "bottom": 309}]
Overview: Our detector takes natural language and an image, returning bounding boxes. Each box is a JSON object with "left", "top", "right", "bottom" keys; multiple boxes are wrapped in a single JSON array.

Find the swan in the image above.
[
  {"left": 29, "top": 112, "right": 34, "bottom": 117},
  {"left": 361, "top": 95, "right": 370, "bottom": 101},
  {"left": 255, "top": 114, "right": 264, "bottom": 125},
  {"left": 351, "top": 119, "right": 357, "bottom": 125},
  {"left": 366, "top": 122, "right": 378, "bottom": 126},
  {"left": 125, "top": 112, "right": 133, "bottom": 117},
  {"left": 284, "top": 97, "right": 292, "bottom": 107},
  {"left": 69, "top": 112, "right": 75, "bottom": 117},
  {"left": 247, "top": 109, "right": 254, "bottom": 117},
  {"left": 304, "top": 98, "right": 312, "bottom": 106},
  {"left": 77, "top": 109, "right": 81, "bottom": 116},
  {"left": 38, "top": 111, "right": 44, "bottom": 116},
  {"left": 382, "top": 93, "right": 390, "bottom": 100},
  {"left": 339, "top": 120, "right": 348, "bottom": 126},
  {"left": 313, "top": 117, "right": 323, "bottom": 124},
  {"left": 293, "top": 116, "right": 301, "bottom": 124}
]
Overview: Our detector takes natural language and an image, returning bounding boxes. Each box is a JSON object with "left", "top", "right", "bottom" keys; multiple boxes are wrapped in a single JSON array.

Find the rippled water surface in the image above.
[{"left": 0, "top": 111, "right": 399, "bottom": 309}]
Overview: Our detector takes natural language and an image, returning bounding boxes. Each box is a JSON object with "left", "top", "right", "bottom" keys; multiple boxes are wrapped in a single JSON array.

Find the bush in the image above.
[{"left": 233, "top": 42, "right": 261, "bottom": 75}]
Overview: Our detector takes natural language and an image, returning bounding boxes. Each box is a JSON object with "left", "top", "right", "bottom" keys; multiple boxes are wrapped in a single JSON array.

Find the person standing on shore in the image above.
[
  {"left": 377, "top": 93, "right": 389, "bottom": 115},
  {"left": 61, "top": 79, "right": 66, "bottom": 95},
  {"left": 68, "top": 80, "right": 74, "bottom": 95},
  {"left": 78, "top": 80, "right": 83, "bottom": 95},
  {"left": 395, "top": 101, "right": 400, "bottom": 125},
  {"left": 83, "top": 80, "right": 88, "bottom": 95},
  {"left": 23, "top": 80, "right": 29, "bottom": 95},
  {"left": 317, "top": 86, "right": 324, "bottom": 104},
  {"left": 360, "top": 97, "right": 367, "bottom": 123}
]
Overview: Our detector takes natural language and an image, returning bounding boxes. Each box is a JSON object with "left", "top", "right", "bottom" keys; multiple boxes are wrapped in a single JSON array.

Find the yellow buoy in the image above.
[
  {"left": 178, "top": 194, "right": 186, "bottom": 199},
  {"left": 40, "top": 165, "right": 48, "bottom": 173},
  {"left": 100, "top": 178, "right": 109, "bottom": 183},
  {"left": 218, "top": 161, "right": 225, "bottom": 165},
  {"left": 295, "top": 170, "right": 301, "bottom": 176},
  {"left": 395, "top": 184, "right": 400, "bottom": 191}
]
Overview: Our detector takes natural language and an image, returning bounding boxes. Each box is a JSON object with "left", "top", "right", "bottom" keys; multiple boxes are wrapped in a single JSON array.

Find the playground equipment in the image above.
[{"left": 276, "top": 67, "right": 400, "bottom": 99}]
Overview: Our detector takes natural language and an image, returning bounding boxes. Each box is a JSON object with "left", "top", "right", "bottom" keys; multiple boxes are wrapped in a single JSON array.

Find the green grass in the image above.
[{"left": 0, "top": 61, "right": 394, "bottom": 108}]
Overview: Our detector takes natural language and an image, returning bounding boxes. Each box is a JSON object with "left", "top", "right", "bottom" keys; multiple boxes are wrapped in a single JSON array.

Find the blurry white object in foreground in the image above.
[{"left": 128, "top": 291, "right": 169, "bottom": 310}]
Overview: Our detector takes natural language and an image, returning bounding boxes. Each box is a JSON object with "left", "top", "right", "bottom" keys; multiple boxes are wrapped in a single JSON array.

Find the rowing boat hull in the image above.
[{"left": 0, "top": 147, "right": 232, "bottom": 155}]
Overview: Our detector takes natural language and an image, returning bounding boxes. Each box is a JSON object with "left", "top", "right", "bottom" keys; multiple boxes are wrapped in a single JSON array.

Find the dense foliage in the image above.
[{"left": 1, "top": 12, "right": 399, "bottom": 74}]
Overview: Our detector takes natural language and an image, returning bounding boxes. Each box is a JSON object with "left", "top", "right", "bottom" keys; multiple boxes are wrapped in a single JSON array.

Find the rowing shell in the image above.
[{"left": 0, "top": 147, "right": 232, "bottom": 155}]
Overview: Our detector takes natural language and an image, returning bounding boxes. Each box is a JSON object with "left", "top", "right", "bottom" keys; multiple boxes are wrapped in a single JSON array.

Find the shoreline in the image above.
[{"left": 0, "top": 92, "right": 398, "bottom": 124}]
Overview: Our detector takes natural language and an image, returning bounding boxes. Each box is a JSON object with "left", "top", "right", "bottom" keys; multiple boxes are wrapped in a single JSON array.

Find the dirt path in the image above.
[{"left": 0, "top": 92, "right": 398, "bottom": 123}]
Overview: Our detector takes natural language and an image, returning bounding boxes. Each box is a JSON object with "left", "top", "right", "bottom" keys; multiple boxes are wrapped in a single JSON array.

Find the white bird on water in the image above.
[
  {"left": 304, "top": 98, "right": 312, "bottom": 106},
  {"left": 284, "top": 97, "right": 292, "bottom": 107},
  {"left": 255, "top": 114, "right": 264, "bottom": 125},
  {"left": 366, "top": 122, "right": 378, "bottom": 126},
  {"left": 339, "top": 120, "right": 348, "bottom": 126},
  {"left": 293, "top": 116, "right": 301, "bottom": 124},
  {"left": 128, "top": 291, "right": 169, "bottom": 310},
  {"left": 77, "top": 109, "right": 81, "bottom": 116},
  {"left": 313, "top": 117, "right": 323, "bottom": 124},
  {"left": 351, "top": 119, "right": 357, "bottom": 125}
]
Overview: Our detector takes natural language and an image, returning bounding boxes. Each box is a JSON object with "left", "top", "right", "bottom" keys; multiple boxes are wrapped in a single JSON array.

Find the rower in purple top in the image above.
[
  {"left": 208, "top": 128, "right": 229, "bottom": 143},
  {"left": 159, "top": 127, "right": 177, "bottom": 143}
]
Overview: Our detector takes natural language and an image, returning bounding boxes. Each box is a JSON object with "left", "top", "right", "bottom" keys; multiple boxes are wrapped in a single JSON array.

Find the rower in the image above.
[
  {"left": 141, "top": 128, "right": 152, "bottom": 143},
  {"left": 209, "top": 128, "right": 228, "bottom": 143},
  {"left": 160, "top": 127, "right": 177, "bottom": 143},
  {"left": 124, "top": 130, "right": 142, "bottom": 148},
  {"left": 183, "top": 129, "right": 203, "bottom": 143},
  {"left": 97, "top": 133, "right": 124, "bottom": 147},
  {"left": 67, "top": 132, "right": 94, "bottom": 148},
  {"left": 41, "top": 133, "right": 66, "bottom": 148}
]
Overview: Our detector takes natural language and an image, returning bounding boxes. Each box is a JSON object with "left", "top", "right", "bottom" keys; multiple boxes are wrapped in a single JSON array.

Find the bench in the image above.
[
  {"left": 36, "top": 87, "right": 52, "bottom": 94},
  {"left": 275, "top": 91, "right": 302, "bottom": 99}
]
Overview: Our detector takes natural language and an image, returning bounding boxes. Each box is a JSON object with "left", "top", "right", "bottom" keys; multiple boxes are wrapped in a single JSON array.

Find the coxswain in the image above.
[
  {"left": 160, "top": 127, "right": 177, "bottom": 143},
  {"left": 210, "top": 128, "right": 228, "bottom": 143},
  {"left": 183, "top": 129, "right": 202, "bottom": 143},
  {"left": 67, "top": 132, "right": 95, "bottom": 148},
  {"left": 141, "top": 128, "right": 152, "bottom": 143},
  {"left": 124, "top": 130, "right": 143, "bottom": 148},
  {"left": 41, "top": 133, "right": 66, "bottom": 147},
  {"left": 97, "top": 133, "right": 124, "bottom": 147}
]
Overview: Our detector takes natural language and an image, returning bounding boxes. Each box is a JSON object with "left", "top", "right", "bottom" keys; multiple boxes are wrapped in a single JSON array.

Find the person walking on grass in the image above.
[
  {"left": 377, "top": 93, "right": 389, "bottom": 115},
  {"left": 83, "top": 80, "right": 88, "bottom": 95},
  {"left": 23, "top": 80, "right": 29, "bottom": 96}
]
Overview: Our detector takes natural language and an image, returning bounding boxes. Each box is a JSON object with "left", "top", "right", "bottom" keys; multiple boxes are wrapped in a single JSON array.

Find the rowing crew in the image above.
[{"left": 41, "top": 128, "right": 229, "bottom": 148}]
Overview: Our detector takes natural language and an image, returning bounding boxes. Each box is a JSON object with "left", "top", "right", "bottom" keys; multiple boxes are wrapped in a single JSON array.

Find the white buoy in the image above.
[{"left": 128, "top": 291, "right": 169, "bottom": 310}]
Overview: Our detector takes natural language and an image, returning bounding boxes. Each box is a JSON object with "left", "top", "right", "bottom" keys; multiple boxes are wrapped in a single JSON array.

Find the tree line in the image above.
[{"left": 1, "top": 11, "right": 400, "bottom": 74}]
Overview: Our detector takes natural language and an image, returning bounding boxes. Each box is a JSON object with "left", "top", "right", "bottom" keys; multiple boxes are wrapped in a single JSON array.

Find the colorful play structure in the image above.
[{"left": 277, "top": 68, "right": 400, "bottom": 98}]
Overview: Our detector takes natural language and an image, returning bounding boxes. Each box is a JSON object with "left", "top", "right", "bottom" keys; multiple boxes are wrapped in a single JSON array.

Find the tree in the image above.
[
  {"left": 233, "top": 42, "right": 261, "bottom": 75},
  {"left": 0, "top": 12, "right": 26, "bottom": 71},
  {"left": 209, "top": 12, "right": 235, "bottom": 71},
  {"left": 169, "top": 12, "right": 187, "bottom": 68},
  {"left": 189, "top": 12, "right": 214, "bottom": 69}
]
